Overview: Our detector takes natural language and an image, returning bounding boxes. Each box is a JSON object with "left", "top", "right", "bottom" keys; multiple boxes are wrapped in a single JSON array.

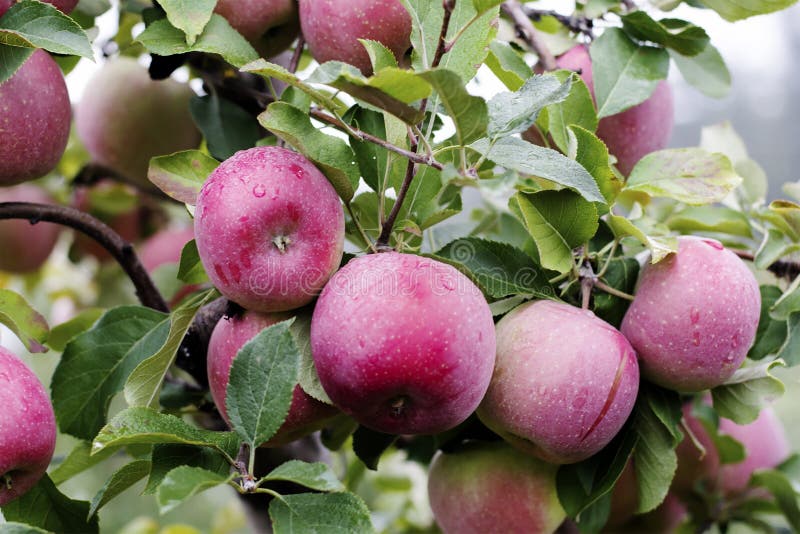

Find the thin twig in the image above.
[
  {"left": 501, "top": 0, "right": 557, "bottom": 71},
  {"left": 595, "top": 280, "right": 635, "bottom": 301},
  {"left": 734, "top": 250, "right": 800, "bottom": 280},
  {"left": 376, "top": 140, "right": 419, "bottom": 248},
  {"left": 521, "top": 7, "right": 594, "bottom": 38},
  {"left": 0, "top": 202, "right": 168, "bottom": 312},
  {"left": 72, "top": 162, "right": 167, "bottom": 200},
  {"left": 288, "top": 35, "right": 306, "bottom": 74}
]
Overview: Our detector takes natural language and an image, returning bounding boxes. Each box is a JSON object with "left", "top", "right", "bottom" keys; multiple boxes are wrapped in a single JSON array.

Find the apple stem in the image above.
[
  {"left": 501, "top": 0, "right": 557, "bottom": 71},
  {"left": 390, "top": 396, "right": 408, "bottom": 417},
  {"left": 272, "top": 235, "right": 292, "bottom": 253},
  {"left": 2, "top": 473, "right": 11, "bottom": 490},
  {"left": 594, "top": 281, "right": 635, "bottom": 302}
]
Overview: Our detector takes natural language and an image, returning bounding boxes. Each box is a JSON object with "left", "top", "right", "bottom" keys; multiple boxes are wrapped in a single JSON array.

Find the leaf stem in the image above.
[
  {"left": 501, "top": 0, "right": 557, "bottom": 71},
  {"left": 346, "top": 202, "right": 377, "bottom": 253},
  {"left": 594, "top": 280, "right": 635, "bottom": 301}
]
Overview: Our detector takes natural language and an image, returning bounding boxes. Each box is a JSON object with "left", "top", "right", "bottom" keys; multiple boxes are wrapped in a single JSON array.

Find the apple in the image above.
[
  {"left": 621, "top": 236, "right": 761, "bottom": 392},
  {"left": 478, "top": 300, "right": 639, "bottom": 464},
  {"left": 310, "top": 252, "right": 496, "bottom": 435},
  {"left": 194, "top": 146, "right": 345, "bottom": 312},
  {"left": 0, "top": 0, "right": 78, "bottom": 16},
  {"left": 74, "top": 57, "right": 201, "bottom": 187},
  {"left": 139, "top": 227, "right": 195, "bottom": 272},
  {"left": 0, "top": 50, "right": 71, "bottom": 185},
  {"left": 523, "top": 44, "right": 674, "bottom": 176},
  {"left": 427, "top": 441, "right": 566, "bottom": 534},
  {"left": 0, "top": 185, "right": 61, "bottom": 273},
  {"left": 215, "top": 0, "right": 299, "bottom": 58},
  {"left": 0, "top": 347, "right": 57, "bottom": 505},
  {"left": 207, "top": 310, "right": 339, "bottom": 446},
  {"left": 298, "top": 0, "right": 412, "bottom": 75}
]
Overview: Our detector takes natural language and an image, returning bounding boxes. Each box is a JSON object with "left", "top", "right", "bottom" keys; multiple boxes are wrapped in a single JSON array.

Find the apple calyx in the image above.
[
  {"left": 3, "top": 473, "right": 12, "bottom": 490},
  {"left": 272, "top": 235, "right": 292, "bottom": 253}
]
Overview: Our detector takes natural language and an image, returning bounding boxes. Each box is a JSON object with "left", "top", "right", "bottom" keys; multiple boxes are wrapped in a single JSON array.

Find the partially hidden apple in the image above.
[
  {"left": 621, "top": 236, "right": 761, "bottom": 392},
  {"left": 215, "top": 0, "right": 299, "bottom": 58},
  {"left": 427, "top": 441, "right": 566, "bottom": 534},
  {"left": 194, "top": 146, "right": 344, "bottom": 312},
  {"left": 0, "top": 0, "right": 78, "bottom": 16},
  {"left": 0, "top": 49, "right": 71, "bottom": 185},
  {"left": 139, "top": 227, "right": 198, "bottom": 306},
  {"left": 0, "top": 185, "right": 61, "bottom": 273},
  {"left": 0, "top": 347, "right": 57, "bottom": 505},
  {"left": 311, "top": 252, "right": 496, "bottom": 435},
  {"left": 478, "top": 300, "right": 639, "bottom": 464},
  {"left": 207, "top": 311, "right": 339, "bottom": 446}
]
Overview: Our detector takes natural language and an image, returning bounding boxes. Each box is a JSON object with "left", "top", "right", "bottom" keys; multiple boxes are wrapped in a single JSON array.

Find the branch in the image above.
[
  {"left": 521, "top": 7, "right": 594, "bottom": 38},
  {"left": 501, "top": 0, "right": 557, "bottom": 71},
  {"left": 288, "top": 35, "right": 305, "bottom": 74},
  {"left": 734, "top": 250, "right": 800, "bottom": 280},
  {"left": 0, "top": 202, "right": 169, "bottom": 312},
  {"left": 72, "top": 162, "right": 168, "bottom": 200}
]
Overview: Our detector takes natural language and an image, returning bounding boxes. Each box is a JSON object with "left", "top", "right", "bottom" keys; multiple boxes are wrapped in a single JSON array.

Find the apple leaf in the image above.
[
  {"left": 593, "top": 257, "right": 639, "bottom": 328},
  {"left": 157, "top": 0, "right": 216, "bottom": 46},
  {"left": 700, "top": 0, "right": 799, "bottom": 21},
  {"left": 148, "top": 150, "right": 219, "bottom": 206},
  {"left": 360, "top": 39, "right": 399, "bottom": 72},
  {"left": 344, "top": 106, "right": 407, "bottom": 194},
  {"left": 0, "top": 43, "right": 33, "bottom": 84},
  {"left": 570, "top": 125, "right": 619, "bottom": 205},
  {"left": 487, "top": 73, "right": 572, "bottom": 139},
  {"left": 47, "top": 308, "right": 104, "bottom": 353},
  {"left": 666, "top": 205, "right": 753, "bottom": 237},
  {"left": 226, "top": 320, "right": 300, "bottom": 450},
  {"left": 484, "top": 40, "right": 532, "bottom": 91},
  {"left": 190, "top": 93, "right": 261, "bottom": 161},
  {"left": 606, "top": 214, "right": 678, "bottom": 264},
  {"left": 750, "top": 467, "right": 800, "bottom": 531},
  {"left": 269, "top": 492, "right": 375, "bottom": 534},
  {"left": 290, "top": 310, "right": 332, "bottom": 405},
  {"left": 0, "top": 523, "right": 49, "bottom": 533},
  {"left": 418, "top": 69, "right": 488, "bottom": 145},
  {"left": 262, "top": 461, "right": 345, "bottom": 492},
  {"left": 539, "top": 73, "right": 598, "bottom": 154},
  {"left": 88, "top": 459, "right": 151, "bottom": 517},
  {"left": 749, "top": 286, "right": 789, "bottom": 361},
  {"left": 590, "top": 28, "right": 669, "bottom": 118},
  {"left": 0, "top": 475, "right": 98, "bottom": 533},
  {"left": 156, "top": 466, "right": 233, "bottom": 515},
  {"left": 621, "top": 13, "right": 709, "bottom": 56},
  {"left": 49, "top": 441, "right": 117, "bottom": 486},
  {"left": 0, "top": 0, "right": 92, "bottom": 58},
  {"left": 712, "top": 359, "right": 786, "bottom": 424},
  {"left": 669, "top": 45, "right": 731, "bottom": 99},
  {"left": 0, "top": 288, "right": 49, "bottom": 353},
  {"left": 242, "top": 59, "right": 344, "bottom": 113},
  {"left": 145, "top": 444, "right": 232, "bottom": 495},
  {"left": 177, "top": 240, "right": 209, "bottom": 285},
  {"left": 353, "top": 426, "right": 397, "bottom": 470},
  {"left": 755, "top": 230, "right": 800, "bottom": 270}
]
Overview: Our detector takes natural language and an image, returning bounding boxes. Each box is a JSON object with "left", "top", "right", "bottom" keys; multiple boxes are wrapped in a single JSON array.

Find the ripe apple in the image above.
[
  {"left": 0, "top": 50, "right": 71, "bottom": 185},
  {"left": 524, "top": 44, "right": 674, "bottom": 176},
  {"left": 621, "top": 237, "right": 760, "bottom": 392},
  {"left": 0, "top": 0, "right": 78, "bottom": 16},
  {"left": 0, "top": 185, "right": 61, "bottom": 273},
  {"left": 298, "top": 0, "right": 412, "bottom": 75},
  {"left": 139, "top": 227, "right": 195, "bottom": 272},
  {"left": 478, "top": 300, "right": 639, "bottom": 464},
  {"left": 0, "top": 347, "right": 57, "bottom": 505},
  {"left": 207, "top": 311, "right": 339, "bottom": 446},
  {"left": 194, "top": 146, "right": 344, "bottom": 312},
  {"left": 75, "top": 57, "right": 201, "bottom": 187},
  {"left": 310, "top": 252, "right": 496, "bottom": 435},
  {"left": 215, "top": 0, "right": 299, "bottom": 58},
  {"left": 427, "top": 441, "right": 566, "bottom": 534}
]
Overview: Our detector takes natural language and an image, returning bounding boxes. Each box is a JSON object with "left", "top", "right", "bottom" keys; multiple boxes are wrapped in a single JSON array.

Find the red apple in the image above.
[
  {"left": 0, "top": 185, "right": 61, "bottom": 273},
  {"left": 207, "top": 311, "right": 339, "bottom": 446},
  {"left": 299, "top": 0, "right": 412, "bottom": 75},
  {"left": 478, "top": 300, "right": 639, "bottom": 464},
  {"left": 427, "top": 441, "right": 566, "bottom": 534},
  {"left": 311, "top": 252, "right": 496, "bottom": 435},
  {"left": 194, "top": 146, "right": 344, "bottom": 312},
  {"left": 139, "top": 227, "right": 195, "bottom": 272},
  {"left": 0, "top": 0, "right": 78, "bottom": 16},
  {"left": 215, "top": 0, "right": 300, "bottom": 58},
  {"left": 621, "top": 237, "right": 760, "bottom": 392},
  {"left": 0, "top": 347, "right": 57, "bottom": 505},
  {"left": 0, "top": 50, "right": 71, "bottom": 185}
]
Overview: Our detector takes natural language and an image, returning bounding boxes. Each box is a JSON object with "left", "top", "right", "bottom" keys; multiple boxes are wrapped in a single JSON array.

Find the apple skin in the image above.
[
  {"left": 0, "top": 50, "right": 71, "bottom": 185},
  {"left": 621, "top": 236, "right": 761, "bottom": 392},
  {"left": 139, "top": 227, "right": 195, "bottom": 272},
  {"left": 215, "top": 0, "right": 299, "bottom": 58},
  {"left": 194, "top": 146, "right": 344, "bottom": 312},
  {"left": 0, "top": 347, "right": 57, "bottom": 505},
  {"left": 310, "top": 252, "right": 496, "bottom": 435},
  {"left": 0, "top": 185, "right": 61, "bottom": 273},
  {"left": 0, "top": 0, "right": 77, "bottom": 16},
  {"left": 524, "top": 44, "right": 673, "bottom": 176},
  {"left": 207, "top": 311, "right": 339, "bottom": 446},
  {"left": 299, "top": 0, "right": 412, "bottom": 75},
  {"left": 427, "top": 441, "right": 566, "bottom": 534},
  {"left": 478, "top": 300, "right": 639, "bottom": 464},
  {"left": 74, "top": 57, "right": 201, "bottom": 186}
]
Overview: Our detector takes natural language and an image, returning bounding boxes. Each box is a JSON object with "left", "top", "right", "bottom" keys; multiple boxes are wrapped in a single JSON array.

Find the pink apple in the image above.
[
  {"left": 299, "top": 0, "right": 412, "bottom": 75},
  {"left": 478, "top": 300, "right": 639, "bottom": 464},
  {"left": 0, "top": 185, "right": 61, "bottom": 273},
  {"left": 215, "top": 0, "right": 299, "bottom": 58},
  {"left": 207, "top": 311, "right": 339, "bottom": 446},
  {"left": 310, "top": 252, "right": 496, "bottom": 435},
  {"left": 194, "top": 146, "right": 344, "bottom": 312},
  {"left": 427, "top": 441, "right": 566, "bottom": 534},
  {"left": 621, "top": 237, "right": 761, "bottom": 392},
  {"left": 0, "top": 0, "right": 78, "bottom": 16},
  {"left": 0, "top": 347, "right": 57, "bottom": 505},
  {"left": 75, "top": 57, "right": 201, "bottom": 187},
  {"left": 139, "top": 227, "right": 195, "bottom": 272},
  {"left": 0, "top": 50, "right": 71, "bottom": 185}
]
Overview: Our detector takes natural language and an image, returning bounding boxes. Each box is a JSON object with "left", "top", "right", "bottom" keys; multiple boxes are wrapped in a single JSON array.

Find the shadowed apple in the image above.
[
  {"left": 214, "top": 0, "right": 299, "bottom": 58},
  {"left": 0, "top": 185, "right": 61, "bottom": 273},
  {"left": 0, "top": 0, "right": 78, "bottom": 16}
]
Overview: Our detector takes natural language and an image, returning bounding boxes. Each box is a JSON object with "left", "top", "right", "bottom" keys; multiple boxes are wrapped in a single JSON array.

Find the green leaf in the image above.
[
  {"left": 148, "top": 150, "right": 218, "bottom": 206},
  {"left": 590, "top": 28, "right": 670, "bottom": 118},
  {"left": 263, "top": 461, "right": 345, "bottom": 492},
  {"left": 593, "top": 257, "right": 639, "bottom": 328},
  {"left": 157, "top": 466, "right": 232, "bottom": 514},
  {"left": 750, "top": 469, "right": 800, "bottom": 531},
  {"left": 435, "top": 237, "right": 555, "bottom": 299},
  {"left": 624, "top": 148, "right": 742, "bottom": 205},
  {"left": 92, "top": 406, "right": 239, "bottom": 460},
  {"left": 135, "top": 14, "right": 258, "bottom": 67},
  {"left": 352, "top": 426, "right": 397, "bottom": 470},
  {"left": 47, "top": 308, "right": 103, "bottom": 353},
  {"left": 0, "top": 0, "right": 93, "bottom": 58},
  {"left": 485, "top": 41, "right": 532, "bottom": 91},
  {"left": 289, "top": 310, "right": 332, "bottom": 405},
  {"left": 157, "top": 0, "right": 216, "bottom": 46},
  {"left": 669, "top": 45, "right": 731, "bottom": 99},
  {"left": 344, "top": 106, "right": 406, "bottom": 194},
  {"left": 226, "top": 320, "right": 300, "bottom": 449},
  {"left": 755, "top": 230, "right": 800, "bottom": 270},
  {"left": 711, "top": 359, "right": 786, "bottom": 424},
  {"left": 700, "top": 0, "right": 798, "bottom": 21},
  {"left": 49, "top": 441, "right": 116, "bottom": 486},
  {"left": 749, "top": 286, "right": 788, "bottom": 360},
  {"left": 258, "top": 101, "right": 360, "bottom": 201},
  {"left": 571, "top": 125, "right": 619, "bottom": 205},
  {"left": 88, "top": 459, "right": 151, "bottom": 516},
  {"left": 177, "top": 240, "right": 209, "bottom": 285},
  {"left": 0, "top": 524, "right": 48, "bottom": 534},
  {"left": 124, "top": 290, "right": 217, "bottom": 408},
  {"left": 418, "top": 69, "right": 488, "bottom": 145},
  {"left": 0, "top": 43, "right": 33, "bottom": 84},
  {"left": 509, "top": 190, "right": 599, "bottom": 274},
  {"left": 771, "top": 274, "right": 800, "bottom": 320},
  {"left": 268, "top": 492, "right": 375, "bottom": 534},
  {"left": 145, "top": 444, "right": 231, "bottom": 495},
  {"left": 51, "top": 306, "right": 170, "bottom": 440},
  {"left": 0, "top": 475, "right": 98, "bottom": 533},
  {"left": 0, "top": 288, "right": 49, "bottom": 353},
  {"left": 606, "top": 214, "right": 678, "bottom": 263},
  {"left": 472, "top": 137, "right": 604, "bottom": 203},
  {"left": 777, "top": 313, "right": 800, "bottom": 366},
  {"left": 487, "top": 73, "right": 571, "bottom": 139},
  {"left": 360, "top": 39, "right": 399, "bottom": 72},
  {"left": 621, "top": 13, "right": 709, "bottom": 56},
  {"left": 189, "top": 94, "right": 261, "bottom": 161},
  {"left": 542, "top": 73, "right": 598, "bottom": 154},
  {"left": 242, "top": 59, "right": 343, "bottom": 113},
  {"left": 472, "top": 0, "right": 503, "bottom": 13},
  {"left": 666, "top": 205, "right": 752, "bottom": 237}
]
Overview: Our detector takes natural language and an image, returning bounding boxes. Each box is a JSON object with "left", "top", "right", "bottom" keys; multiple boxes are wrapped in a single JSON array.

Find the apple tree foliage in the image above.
[{"left": 1, "top": 0, "right": 800, "bottom": 532}]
